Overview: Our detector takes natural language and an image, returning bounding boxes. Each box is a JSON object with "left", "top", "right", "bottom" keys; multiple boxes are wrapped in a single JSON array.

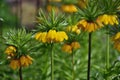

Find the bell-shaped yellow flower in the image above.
[
  {"left": 35, "top": 32, "right": 42, "bottom": 41},
  {"left": 77, "top": 20, "right": 101, "bottom": 32},
  {"left": 71, "top": 41, "right": 80, "bottom": 50},
  {"left": 47, "top": 30, "right": 57, "bottom": 43},
  {"left": 112, "top": 32, "right": 120, "bottom": 41},
  {"left": 72, "top": 25, "right": 81, "bottom": 34},
  {"left": 97, "top": 14, "right": 119, "bottom": 25},
  {"left": 20, "top": 55, "right": 33, "bottom": 67},
  {"left": 5, "top": 46, "right": 16, "bottom": 57},
  {"left": 55, "top": 31, "right": 68, "bottom": 42},
  {"left": 61, "top": 4, "right": 77, "bottom": 13},
  {"left": 35, "top": 30, "right": 68, "bottom": 43},
  {"left": 9, "top": 59, "right": 20, "bottom": 70},
  {"left": 66, "top": 25, "right": 81, "bottom": 34},
  {"left": 41, "top": 32, "right": 47, "bottom": 43},
  {"left": 62, "top": 44, "right": 72, "bottom": 53}
]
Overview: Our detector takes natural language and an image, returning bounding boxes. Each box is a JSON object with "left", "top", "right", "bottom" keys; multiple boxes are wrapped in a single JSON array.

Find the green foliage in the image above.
[
  {"left": 3, "top": 28, "right": 36, "bottom": 56},
  {"left": 36, "top": 9, "right": 66, "bottom": 32},
  {"left": 61, "top": 0, "right": 78, "bottom": 4},
  {"left": 77, "top": 0, "right": 102, "bottom": 21},
  {"left": 97, "top": 0, "right": 120, "bottom": 14}
]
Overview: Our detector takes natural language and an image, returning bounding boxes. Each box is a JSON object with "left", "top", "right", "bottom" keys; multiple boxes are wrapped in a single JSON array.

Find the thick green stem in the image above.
[
  {"left": 105, "top": 31, "right": 110, "bottom": 80},
  {"left": 87, "top": 33, "right": 92, "bottom": 80},
  {"left": 72, "top": 52, "right": 75, "bottom": 80},
  {"left": 106, "top": 34, "right": 110, "bottom": 70},
  {"left": 51, "top": 44, "right": 54, "bottom": 80},
  {"left": 19, "top": 67, "right": 23, "bottom": 80}
]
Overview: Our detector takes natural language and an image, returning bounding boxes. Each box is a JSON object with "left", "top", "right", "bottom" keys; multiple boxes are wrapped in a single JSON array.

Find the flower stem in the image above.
[
  {"left": 51, "top": 44, "right": 54, "bottom": 80},
  {"left": 72, "top": 52, "right": 75, "bottom": 80},
  {"left": 106, "top": 34, "right": 110, "bottom": 69},
  {"left": 106, "top": 30, "right": 110, "bottom": 80},
  {"left": 19, "top": 67, "right": 23, "bottom": 80},
  {"left": 87, "top": 32, "right": 92, "bottom": 80}
]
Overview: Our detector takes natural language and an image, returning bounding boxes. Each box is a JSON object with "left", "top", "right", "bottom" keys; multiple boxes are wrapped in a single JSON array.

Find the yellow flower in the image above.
[
  {"left": 114, "top": 41, "right": 120, "bottom": 52},
  {"left": 9, "top": 59, "right": 20, "bottom": 70},
  {"left": 20, "top": 55, "right": 33, "bottom": 67},
  {"left": 61, "top": 4, "right": 77, "bottom": 13},
  {"left": 35, "top": 30, "right": 68, "bottom": 43},
  {"left": 62, "top": 42, "right": 81, "bottom": 54},
  {"left": 66, "top": 25, "right": 81, "bottom": 34},
  {"left": 97, "top": 14, "right": 119, "bottom": 25},
  {"left": 5, "top": 46, "right": 16, "bottom": 57},
  {"left": 55, "top": 31, "right": 68, "bottom": 42},
  {"left": 35, "top": 32, "right": 42, "bottom": 41},
  {"left": 96, "top": 17, "right": 104, "bottom": 27},
  {"left": 71, "top": 25, "right": 78, "bottom": 32},
  {"left": 40, "top": 32, "right": 47, "bottom": 43},
  {"left": 66, "top": 26, "right": 71, "bottom": 32},
  {"left": 71, "top": 25, "right": 81, "bottom": 34},
  {"left": 112, "top": 32, "right": 120, "bottom": 41},
  {"left": 35, "top": 32, "right": 47, "bottom": 43},
  {"left": 62, "top": 44, "right": 72, "bottom": 53},
  {"left": 78, "top": 0, "right": 87, "bottom": 9},
  {"left": 47, "top": 30, "right": 57, "bottom": 43},
  {"left": 71, "top": 41, "right": 80, "bottom": 50},
  {"left": 77, "top": 20, "right": 101, "bottom": 32}
]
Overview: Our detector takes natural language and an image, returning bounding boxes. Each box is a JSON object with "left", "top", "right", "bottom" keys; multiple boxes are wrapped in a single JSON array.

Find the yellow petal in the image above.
[
  {"left": 35, "top": 32, "right": 42, "bottom": 40},
  {"left": 41, "top": 32, "right": 47, "bottom": 43},
  {"left": 10, "top": 59, "right": 20, "bottom": 70},
  {"left": 62, "top": 44, "right": 72, "bottom": 53},
  {"left": 71, "top": 42, "right": 80, "bottom": 50}
]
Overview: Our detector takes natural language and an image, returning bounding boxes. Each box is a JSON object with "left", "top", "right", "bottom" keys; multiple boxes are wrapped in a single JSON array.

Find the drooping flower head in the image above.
[
  {"left": 66, "top": 25, "right": 81, "bottom": 34},
  {"left": 5, "top": 46, "right": 16, "bottom": 57},
  {"left": 10, "top": 59, "right": 20, "bottom": 70},
  {"left": 61, "top": 4, "right": 77, "bottom": 13},
  {"left": 62, "top": 43, "right": 72, "bottom": 54},
  {"left": 77, "top": 20, "right": 103, "bottom": 32},
  {"left": 4, "top": 28, "right": 34, "bottom": 70},
  {"left": 60, "top": 0, "right": 78, "bottom": 13},
  {"left": 77, "top": 0, "right": 103, "bottom": 32},
  {"left": 9, "top": 55, "right": 33, "bottom": 70},
  {"left": 112, "top": 32, "right": 120, "bottom": 51},
  {"left": 20, "top": 55, "right": 33, "bottom": 67},
  {"left": 71, "top": 41, "right": 80, "bottom": 50},
  {"left": 35, "top": 30, "right": 68, "bottom": 43},
  {"left": 112, "top": 32, "right": 120, "bottom": 41},
  {"left": 35, "top": 9, "right": 68, "bottom": 44},
  {"left": 96, "top": 0, "right": 119, "bottom": 26},
  {"left": 97, "top": 14, "right": 119, "bottom": 26},
  {"left": 62, "top": 41, "right": 80, "bottom": 54}
]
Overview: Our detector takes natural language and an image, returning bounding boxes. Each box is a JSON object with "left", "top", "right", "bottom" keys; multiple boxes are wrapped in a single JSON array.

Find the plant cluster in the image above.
[{"left": 1, "top": 0, "right": 120, "bottom": 80}]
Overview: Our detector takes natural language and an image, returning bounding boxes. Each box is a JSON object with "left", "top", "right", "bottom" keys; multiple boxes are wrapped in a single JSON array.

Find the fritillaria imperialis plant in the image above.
[
  {"left": 35, "top": 9, "right": 68, "bottom": 80},
  {"left": 4, "top": 28, "right": 35, "bottom": 80}
]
